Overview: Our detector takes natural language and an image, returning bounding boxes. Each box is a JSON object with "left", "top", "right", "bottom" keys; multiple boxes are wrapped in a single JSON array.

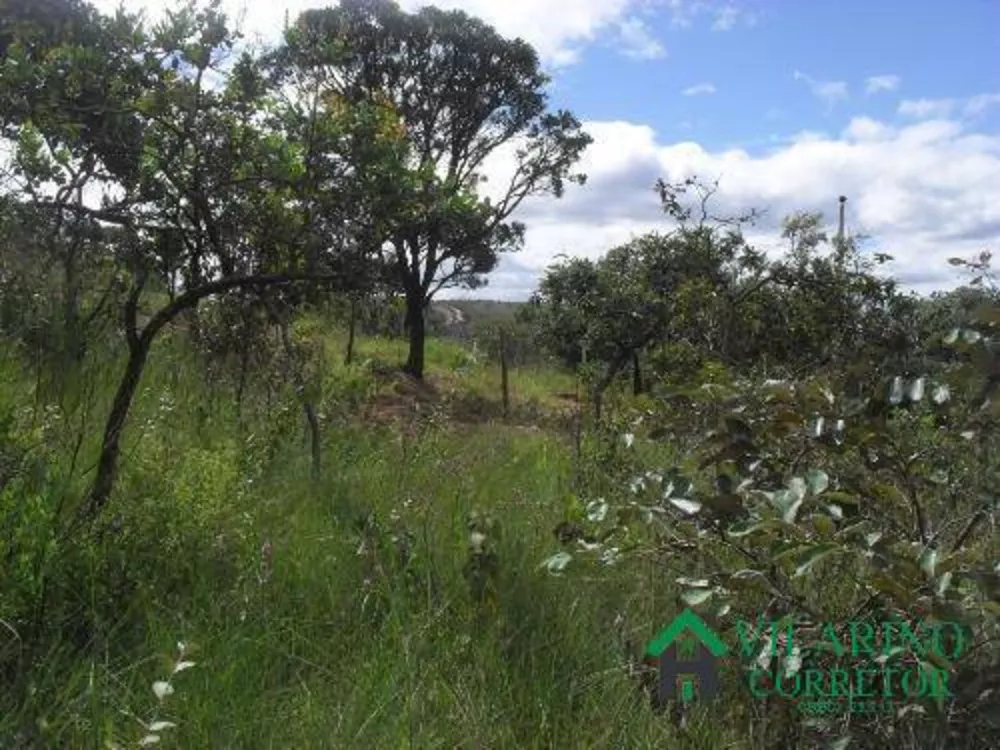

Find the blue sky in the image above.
[
  {"left": 90, "top": 0, "right": 1000, "bottom": 299},
  {"left": 555, "top": 0, "right": 1000, "bottom": 153}
]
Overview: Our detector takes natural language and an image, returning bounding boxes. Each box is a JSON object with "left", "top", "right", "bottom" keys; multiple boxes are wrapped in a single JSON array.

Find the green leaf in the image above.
[
  {"left": 727, "top": 518, "right": 804, "bottom": 540},
  {"left": 812, "top": 514, "right": 836, "bottom": 538},
  {"left": 586, "top": 499, "right": 608, "bottom": 522},
  {"left": 788, "top": 477, "right": 807, "bottom": 502},
  {"left": 669, "top": 497, "right": 702, "bottom": 515},
  {"left": 792, "top": 543, "right": 840, "bottom": 578},
  {"left": 769, "top": 488, "right": 794, "bottom": 514},
  {"left": 824, "top": 492, "right": 860, "bottom": 506},
  {"left": 919, "top": 548, "right": 938, "bottom": 579},
  {"left": 962, "top": 329, "right": 982, "bottom": 344},
  {"left": 773, "top": 544, "right": 813, "bottom": 563},
  {"left": 681, "top": 588, "right": 714, "bottom": 606},
  {"left": 783, "top": 498, "right": 804, "bottom": 523},
  {"left": 676, "top": 577, "right": 711, "bottom": 587},
  {"left": 727, "top": 520, "right": 769, "bottom": 538},
  {"left": 871, "top": 574, "right": 914, "bottom": 605},
  {"left": 540, "top": 552, "right": 572, "bottom": 574},
  {"left": 805, "top": 469, "right": 829, "bottom": 496},
  {"left": 922, "top": 650, "right": 952, "bottom": 674},
  {"left": 772, "top": 482, "right": 805, "bottom": 522},
  {"left": 888, "top": 376, "right": 905, "bottom": 405},
  {"left": 936, "top": 572, "right": 953, "bottom": 597}
]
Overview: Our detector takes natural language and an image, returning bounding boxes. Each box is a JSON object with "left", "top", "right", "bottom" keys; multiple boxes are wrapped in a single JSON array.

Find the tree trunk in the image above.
[
  {"left": 632, "top": 351, "right": 644, "bottom": 396},
  {"left": 592, "top": 349, "right": 630, "bottom": 422},
  {"left": 86, "top": 336, "right": 153, "bottom": 517},
  {"left": 404, "top": 292, "right": 426, "bottom": 379},
  {"left": 79, "top": 271, "right": 349, "bottom": 522}
]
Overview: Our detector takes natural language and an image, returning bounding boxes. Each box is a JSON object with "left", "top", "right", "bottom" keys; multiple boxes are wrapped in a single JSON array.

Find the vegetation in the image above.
[{"left": 0, "top": 1, "right": 997, "bottom": 748}]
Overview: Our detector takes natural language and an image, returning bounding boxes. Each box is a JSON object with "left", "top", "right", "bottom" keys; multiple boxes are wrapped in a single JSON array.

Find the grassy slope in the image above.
[{"left": 1, "top": 322, "right": 752, "bottom": 748}]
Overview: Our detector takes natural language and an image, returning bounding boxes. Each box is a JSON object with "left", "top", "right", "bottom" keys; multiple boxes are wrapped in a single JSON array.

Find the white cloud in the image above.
[
  {"left": 466, "top": 109, "right": 1000, "bottom": 299},
  {"left": 865, "top": 74, "right": 900, "bottom": 94},
  {"left": 898, "top": 98, "right": 955, "bottom": 119},
  {"left": 711, "top": 4, "right": 755, "bottom": 31},
  {"left": 965, "top": 92, "right": 1000, "bottom": 116},
  {"left": 712, "top": 4, "right": 739, "bottom": 30},
  {"left": 842, "top": 117, "right": 894, "bottom": 142},
  {"left": 794, "top": 70, "right": 849, "bottom": 110},
  {"left": 615, "top": 17, "right": 666, "bottom": 60},
  {"left": 898, "top": 93, "right": 1000, "bottom": 120},
  {"left": 682, "top": 83, "right": 716, "bottom": 96}
]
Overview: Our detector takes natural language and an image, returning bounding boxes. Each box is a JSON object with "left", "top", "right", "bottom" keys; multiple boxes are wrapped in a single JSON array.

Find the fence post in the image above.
[{"left": 499, "top": 326, "right": 510, "bottom": 419}]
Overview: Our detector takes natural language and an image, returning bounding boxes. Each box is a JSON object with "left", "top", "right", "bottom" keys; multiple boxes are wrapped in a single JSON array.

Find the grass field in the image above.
[
  {"left": 1, "top": 323, "right": 755, "bottom": 748},
  {"left": 5, "top": 311, "right": 996, "bottom": 748}
]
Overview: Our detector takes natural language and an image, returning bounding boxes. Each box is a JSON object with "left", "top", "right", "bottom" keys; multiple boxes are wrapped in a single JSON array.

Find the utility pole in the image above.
[{"left": 837, "top": 195, "right": 847, "bottom": 244}]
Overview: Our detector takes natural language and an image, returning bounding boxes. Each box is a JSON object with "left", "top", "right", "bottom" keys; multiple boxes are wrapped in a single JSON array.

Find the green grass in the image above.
[
  {"left": 1, "top": 325, "right": 746, "bottom": 748},
  {"left": 15, "top": 318, "right": 994, "bottom": 748}
]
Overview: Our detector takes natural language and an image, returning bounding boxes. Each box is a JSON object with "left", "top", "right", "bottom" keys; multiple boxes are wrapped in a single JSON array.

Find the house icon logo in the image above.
[{"left": 644, "top": 608, "right": 728, "bottom": 705}]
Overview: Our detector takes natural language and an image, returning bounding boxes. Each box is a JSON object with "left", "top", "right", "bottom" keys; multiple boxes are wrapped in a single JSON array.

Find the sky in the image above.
[{"left": 90, "top": 0, "right": 1000, "bottom": 299}]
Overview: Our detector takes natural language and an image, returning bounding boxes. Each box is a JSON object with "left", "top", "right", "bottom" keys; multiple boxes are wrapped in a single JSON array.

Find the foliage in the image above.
[
  {"left": 280, "top": 0, "right": 592, "bottom": 378},
  {"left": 538, "top": 259, "right": 1000, "bottom": 747}
]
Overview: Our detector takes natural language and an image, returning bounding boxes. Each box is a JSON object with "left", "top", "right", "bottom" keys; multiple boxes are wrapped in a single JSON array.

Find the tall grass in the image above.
[{"left": 1, "top": 326, "right": 745, "bottom": 748}]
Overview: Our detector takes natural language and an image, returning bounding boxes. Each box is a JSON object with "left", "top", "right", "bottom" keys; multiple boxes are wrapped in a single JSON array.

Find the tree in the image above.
[
  {"left": 0, "top": 0, "right": 400, "bottom": 519},
  {"left": 527, "top": 177, "right": 766, "bottom": 418},
  {"left": 760, "top": 211, "right": 906, "bottom": 383},
  {"left": 282, "top": 0, "right": 592, "bottom": 379}
]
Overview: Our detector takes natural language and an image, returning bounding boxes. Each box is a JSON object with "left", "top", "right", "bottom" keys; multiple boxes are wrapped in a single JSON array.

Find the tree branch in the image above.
[{"left": 138, "top": 271, "right": 346, "bottom": 345}]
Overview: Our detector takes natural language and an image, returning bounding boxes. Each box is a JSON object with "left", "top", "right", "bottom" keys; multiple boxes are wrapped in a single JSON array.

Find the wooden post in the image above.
[{"left": 499, "top": 326, "right": 510, "bottom": 419}]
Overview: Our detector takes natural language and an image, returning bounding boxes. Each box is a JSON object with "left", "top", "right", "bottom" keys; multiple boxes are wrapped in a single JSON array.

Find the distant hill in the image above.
[{"left": 428, "top": 299, "right": 527, "bottom": 339}]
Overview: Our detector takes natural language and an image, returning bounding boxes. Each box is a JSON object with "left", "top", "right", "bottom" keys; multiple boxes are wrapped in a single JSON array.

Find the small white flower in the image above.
[
  {"left": 152, "top": 681, "right": 174, "bottom": 700},
  {"left": 469, "top": 531, "right": 487, "bottom": 552}
]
